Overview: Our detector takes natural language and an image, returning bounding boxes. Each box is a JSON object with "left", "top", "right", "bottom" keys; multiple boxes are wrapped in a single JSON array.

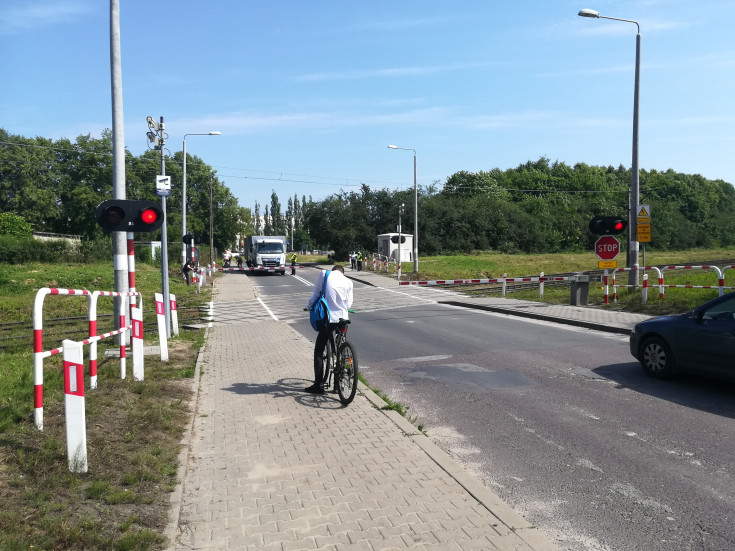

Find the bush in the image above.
[{"left": 0, "top": 213, "right": 33, "bottom": 238}]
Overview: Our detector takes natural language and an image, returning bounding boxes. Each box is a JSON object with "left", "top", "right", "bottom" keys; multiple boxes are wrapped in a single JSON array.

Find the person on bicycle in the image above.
[{"left": 304, "top": 265, "right": 353, "bottom": 394}]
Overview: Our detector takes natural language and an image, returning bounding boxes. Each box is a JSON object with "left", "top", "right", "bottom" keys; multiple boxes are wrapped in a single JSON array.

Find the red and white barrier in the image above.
[
  {"left": 62, "top": 339, "right": 88, "bottom": 473},
  {"left": 215, "top": 266, "right": 295, "bottom": 272},
  {"left": 33, "top": 288, "right": 91, "bottom": 430},
  {"left": 155, "top": 293, "right": 169, "bottom": 362},
  {"left": 88, "top": 290, "right": 142, "bottom": 386},
  {"left": 33, "top": 288, "right": 147, "bottom": 430},
  {"left": 660, "top": 265, "right": 734, "bottom": 298}
]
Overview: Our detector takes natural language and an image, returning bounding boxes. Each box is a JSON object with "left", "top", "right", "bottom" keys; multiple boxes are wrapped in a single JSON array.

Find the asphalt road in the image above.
[{"left": 249, "top": 268, "right": 735, "bottom": 551}]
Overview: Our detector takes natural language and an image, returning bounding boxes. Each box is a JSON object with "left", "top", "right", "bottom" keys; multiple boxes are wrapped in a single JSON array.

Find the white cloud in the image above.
[
  {"left": 295, "top": 62, "right": 497, "bottom": 82},
  {"left": 0, "top": 1, "right": 93, "bottom": 34}
]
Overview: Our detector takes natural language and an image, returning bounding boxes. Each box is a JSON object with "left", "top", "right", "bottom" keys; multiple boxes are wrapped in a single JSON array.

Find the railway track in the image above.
[{"left": 0, "top": 307, "right": 203, "bottom": 352}]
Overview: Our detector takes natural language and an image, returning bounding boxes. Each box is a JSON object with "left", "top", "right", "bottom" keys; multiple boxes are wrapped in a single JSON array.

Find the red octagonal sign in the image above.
[{"left": 595, "top": 235, "right": 620, "bottom": 261}]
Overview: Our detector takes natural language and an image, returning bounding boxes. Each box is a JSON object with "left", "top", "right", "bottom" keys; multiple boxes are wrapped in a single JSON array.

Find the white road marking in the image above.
[{"left": 257, "top": 297, "right": 279, "bottom": 321}]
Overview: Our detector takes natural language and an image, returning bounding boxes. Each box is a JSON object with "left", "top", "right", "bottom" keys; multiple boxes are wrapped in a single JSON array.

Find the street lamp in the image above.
[
  {"left": 182, "top": 131, "right": 221, "bottom": 267},
  {"left": 388, "top": 145, "right": 418, "bottom": 273},
  {"left": 578, "top": 8, "right": 641, "bottom": 278}
]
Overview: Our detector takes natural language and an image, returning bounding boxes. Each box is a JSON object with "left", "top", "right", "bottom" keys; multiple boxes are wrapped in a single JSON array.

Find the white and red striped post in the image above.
[
  {"left": 131, "top": 306, "right": 144, "bottom": 381},
  {"left": 118, "top": 293, "right": 127, "bottom": 379},
  {"left": 170, "top": 294, "right": 179, "bottom": 336},
  {"left": 603, "top": 270, "right": 610, "bottom": 305},
  {"left": 539, "top": 272, "right": 545, "bottom": 299},
  {"left": 127, "top": 232, "right": 136, "bottom": 314},
  {"left": 88, "top": 292, "right": 100, "bottom": 389},
  {"left": 197, "top": 267, "right": 205, "bottom": 292},
  {"left": 155, "top": 293, "right": 169, "bottom": 362},
  {"left": 62, "top": 339, "right": 88, "bottom": 473},
  {"left": 642, "top": 274, "right": 648, "bottom": 304}
]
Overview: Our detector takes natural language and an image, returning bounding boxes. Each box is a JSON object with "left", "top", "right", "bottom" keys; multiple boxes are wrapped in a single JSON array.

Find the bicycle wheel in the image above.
[
  {"left": 336, "top": 341, "right": 358, "bottom": 405},
  {"left": 321, "top": 337, "right": 333, "bottom": 389}
]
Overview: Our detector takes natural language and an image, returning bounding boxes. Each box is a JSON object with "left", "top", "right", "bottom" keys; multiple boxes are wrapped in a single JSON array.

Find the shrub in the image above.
[{"left": 0, "top": 213, "right": 33, "bottom": 238}]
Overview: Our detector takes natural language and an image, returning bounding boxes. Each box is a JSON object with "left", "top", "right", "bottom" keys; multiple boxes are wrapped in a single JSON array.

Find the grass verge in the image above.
[{"left": 0, "top": 260, "right": 208, "bottom": 550}]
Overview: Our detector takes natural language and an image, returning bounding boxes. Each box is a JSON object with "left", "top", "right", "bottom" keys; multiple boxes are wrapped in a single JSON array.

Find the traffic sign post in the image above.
[
  {"left": 637, "top": 204, "right": 651, "bottom": 268},
  {"left": 595, "top": 235, "right": 620, "bottom": 269}
]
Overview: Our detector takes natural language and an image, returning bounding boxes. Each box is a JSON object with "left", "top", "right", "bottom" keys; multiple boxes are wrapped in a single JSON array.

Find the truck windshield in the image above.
[{"left": 257, "top": 243, "right": 284, "bottom": 254}]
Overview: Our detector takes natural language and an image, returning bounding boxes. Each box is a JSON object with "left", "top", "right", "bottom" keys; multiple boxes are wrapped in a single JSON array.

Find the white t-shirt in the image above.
[{"left": 306, "top": 270, "right": 354, "bottom": 323}]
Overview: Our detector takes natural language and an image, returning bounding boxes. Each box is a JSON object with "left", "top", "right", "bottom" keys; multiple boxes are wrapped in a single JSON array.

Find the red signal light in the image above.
[
  {"left": 140, "top": 208, "right": 158, "bottom": 225},
  {"left": 613, "top": 220, "right": 624, "bottom": 232}
]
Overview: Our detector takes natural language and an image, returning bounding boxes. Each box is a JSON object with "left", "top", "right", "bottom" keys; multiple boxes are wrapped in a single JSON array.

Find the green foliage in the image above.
[
  {"left": 0, "top": 212, "right": 33, "bottom": 237},
  {"left": 302, "top": 158, "right": 735, "bottom": 257}
]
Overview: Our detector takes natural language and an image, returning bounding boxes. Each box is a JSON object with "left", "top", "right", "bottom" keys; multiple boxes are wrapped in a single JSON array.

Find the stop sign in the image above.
[{"left": 595, "top": 235, "right": 620, "bottom": 260}]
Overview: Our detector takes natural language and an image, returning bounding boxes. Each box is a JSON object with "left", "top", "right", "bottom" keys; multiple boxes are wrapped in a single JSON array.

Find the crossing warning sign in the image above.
[{"left": 637, "top": 204, "right": 651, "bottom": 243}]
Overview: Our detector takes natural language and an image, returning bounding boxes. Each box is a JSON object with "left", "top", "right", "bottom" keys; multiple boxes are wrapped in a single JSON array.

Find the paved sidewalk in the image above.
[
  {"left": 333, "top": 266, "right": 652, "bottom": 335},
  {"left": 167, "top": 274, "right": 559, "bottom": 551}
]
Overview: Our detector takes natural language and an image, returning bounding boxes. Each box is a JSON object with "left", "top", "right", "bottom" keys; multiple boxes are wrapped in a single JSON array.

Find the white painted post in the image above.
[
  {"left": 539, "top": 272, "right": 545, "bottom": 299},
  {"left": 642, "top": 274, "right": 648, "bottom": 304},
  {"left": 170, "top": 294, "right": 179, "bottom": 336},
  {"left": 502, "top": 273, "right": 508, "bottom": 298},
  {"left": 62, "top": 339, "right": 88, "bottom": 473},
  {"left": 155, "top": 293, "right": 169, "bottom": 361},
  {"left": 131, "top": 306, "right": 144, "bottom": 381}
]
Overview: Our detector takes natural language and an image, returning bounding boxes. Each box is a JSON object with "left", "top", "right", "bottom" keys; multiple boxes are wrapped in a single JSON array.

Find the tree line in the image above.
[
  {"left": 3, "top": 129, "right": 735, "bottom": 262},
  {"left": 0, "top": 128, "right": 250, "bottom": 255}
]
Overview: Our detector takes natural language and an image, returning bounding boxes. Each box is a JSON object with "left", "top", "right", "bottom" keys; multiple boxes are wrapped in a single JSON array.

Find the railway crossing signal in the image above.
[
  {"left": 95, "top": 200, "right": 164, "bottom": 233},
  {"left": 589, "top": 216, "right": 628, "bottom": 235}
]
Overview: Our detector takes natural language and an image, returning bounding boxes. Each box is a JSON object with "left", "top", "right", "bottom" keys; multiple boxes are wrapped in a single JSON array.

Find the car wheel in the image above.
[{"left": 639, "top": 337, "right": 674, "bottom": 379}]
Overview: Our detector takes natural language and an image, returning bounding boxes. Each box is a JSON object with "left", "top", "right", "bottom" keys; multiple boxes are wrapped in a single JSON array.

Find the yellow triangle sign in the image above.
[{"left": 638, "top": 206, "right": 649, "bottom": 216}]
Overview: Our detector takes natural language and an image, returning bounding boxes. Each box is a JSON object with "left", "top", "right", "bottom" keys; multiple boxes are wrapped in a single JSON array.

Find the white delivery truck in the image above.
[{"left": 244, "top": 235, "right": 287, "bottom": 275}]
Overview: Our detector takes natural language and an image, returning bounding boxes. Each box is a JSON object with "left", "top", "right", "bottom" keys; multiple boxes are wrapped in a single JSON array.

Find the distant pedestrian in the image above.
[
  {"left": 350, "top": 252, "right": 357, "bottom": 271},
  {"left": 182, "top": 261, "right": 193, "bottom": 285},
  {"left": 357, "top": 251, "right": 363, "bottom": 271}
]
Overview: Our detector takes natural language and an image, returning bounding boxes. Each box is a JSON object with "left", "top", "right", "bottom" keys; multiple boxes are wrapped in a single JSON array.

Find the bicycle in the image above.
[{"left": 321, "top": 317, "right": 359, "bottom": 405}]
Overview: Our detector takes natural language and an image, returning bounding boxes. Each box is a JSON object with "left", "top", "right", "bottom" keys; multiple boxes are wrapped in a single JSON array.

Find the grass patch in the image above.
[
  {"left": 0, "top": 259, "right": 208, "bottom": 550},
  {"left": 368, "top": 247, "right": 735, "bottom": 316}
]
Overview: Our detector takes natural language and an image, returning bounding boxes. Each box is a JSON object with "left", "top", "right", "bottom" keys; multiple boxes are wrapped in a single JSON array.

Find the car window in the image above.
[{"left": 701, "top": 294, "right": 735, "bottom": 321}]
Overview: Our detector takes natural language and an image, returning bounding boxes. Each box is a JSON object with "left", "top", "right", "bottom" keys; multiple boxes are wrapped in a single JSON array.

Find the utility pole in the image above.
[
  {"left": 109, "top": 0, "right": 128, "bottom": 340},
  {"left": 147, "top": 116, "right": 172, "bottom": 338}
]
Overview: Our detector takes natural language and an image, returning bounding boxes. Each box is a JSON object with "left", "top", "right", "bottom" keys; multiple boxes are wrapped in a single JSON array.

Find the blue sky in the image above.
[{"left": 2, "top": 0, "right": 734, "bottom": 213}]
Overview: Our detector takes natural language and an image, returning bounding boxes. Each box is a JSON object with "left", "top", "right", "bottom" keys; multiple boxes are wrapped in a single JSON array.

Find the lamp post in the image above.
[
  {"left": 388, "top": 145, "right": 418, "bottom": 273},
  {"left": 578, "top": 8, "right": 640, "bottom": 279},
  {"left": 182, "top": 131, "right": 221, "bottom": 267}
]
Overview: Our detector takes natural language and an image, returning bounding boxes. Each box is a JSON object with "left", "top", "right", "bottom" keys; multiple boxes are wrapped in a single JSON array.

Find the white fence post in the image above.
[
  {"left": 155, "top": 293, "right": 169, "bottom": 362},
  {"left": 132, "top": 306, "right": 144, "bottom": 381},
  {"left": 62, "top": 339, "right": 88, "bottom": 473},
  {"left": 170, "top": 294, "right": 179, "bottom": 336}
]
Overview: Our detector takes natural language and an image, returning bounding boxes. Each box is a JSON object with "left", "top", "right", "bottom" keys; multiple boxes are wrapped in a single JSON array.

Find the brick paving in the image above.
[{"left": 167, "top": 273, "right": 558, "bottom": 551}]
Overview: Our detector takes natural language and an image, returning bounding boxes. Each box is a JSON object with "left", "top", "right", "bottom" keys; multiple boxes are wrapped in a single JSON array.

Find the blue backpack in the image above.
[{"left": 309, "top": 270, "right": 331, "bottom": 331}]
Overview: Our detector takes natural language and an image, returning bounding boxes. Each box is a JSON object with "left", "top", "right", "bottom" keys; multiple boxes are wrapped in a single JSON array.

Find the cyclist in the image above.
[{"left": 304, "top": 265, "right": 353, "bottom": 394}]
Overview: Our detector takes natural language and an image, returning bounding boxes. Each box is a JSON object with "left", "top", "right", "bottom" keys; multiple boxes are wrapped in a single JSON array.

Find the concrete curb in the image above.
[
  {"left": 439, "top": 300, "right": 634, "bottom": 336},
  {"left": 164, "top": 330, "right": 208, "bottom": 550}
]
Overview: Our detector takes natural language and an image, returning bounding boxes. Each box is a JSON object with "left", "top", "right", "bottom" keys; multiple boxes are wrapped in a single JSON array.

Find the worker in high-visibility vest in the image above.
[{"left": 290, "top": 252, "right": 297, "bottom": 275}]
